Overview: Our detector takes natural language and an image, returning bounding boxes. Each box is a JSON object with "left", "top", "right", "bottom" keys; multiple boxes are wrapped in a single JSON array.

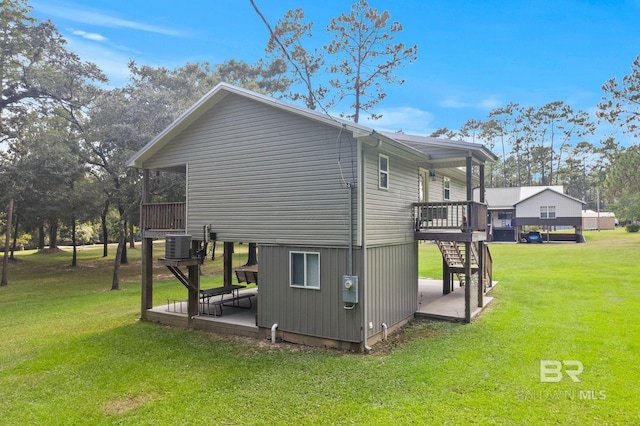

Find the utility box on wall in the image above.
[{"left": 342, "top": 275, "right": 359, "bottom": 304}]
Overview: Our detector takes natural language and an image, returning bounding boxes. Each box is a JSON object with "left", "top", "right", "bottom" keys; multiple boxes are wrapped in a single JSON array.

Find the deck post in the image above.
[
  {"left": 141, "top": 238, "right": 153, "bottom": 319},
  {"left": 140, "top": 169, "right": 153, "bottom": 320},
  {"left": 464, "top": 241, "right": 471, "bottom": 323},
  {"left": 464, "top": 155, "right": 473, "bottom": 322},
  {"left": 187, "top": 241, "right": 201, "bottom": 326},
  {"left": 443, "top": 257, "right": 451, "bottom": 294},
  {"left": 477, "top": 241, "right": 484, "bottom": 308},
  {"left": 224, "top": 242, "right": 234, "bottom": 287}
]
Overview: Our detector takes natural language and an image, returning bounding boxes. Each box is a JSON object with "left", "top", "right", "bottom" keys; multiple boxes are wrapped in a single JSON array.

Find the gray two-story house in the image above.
[{"left": 127, "top": 83, "right": 496, "bottom": 350}]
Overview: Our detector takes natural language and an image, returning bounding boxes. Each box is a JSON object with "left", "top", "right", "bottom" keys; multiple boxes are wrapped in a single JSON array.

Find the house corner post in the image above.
[
  {"left": 479, "top": 164, "right": 485, "bottom": 202},
  {"left": 141, "top": 239, "right": 153, "bottom": 319},
  {"left": 141, "top": 169, "right": 153, "bottom": 320},
  {"left": 466, "top": 155, "right": 473, "bottom": 231}
]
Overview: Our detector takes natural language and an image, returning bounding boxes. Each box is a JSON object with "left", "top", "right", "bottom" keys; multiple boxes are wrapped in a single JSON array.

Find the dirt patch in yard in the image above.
[{"left": 103, "top": 394, "right": 154, "bottom": 415}]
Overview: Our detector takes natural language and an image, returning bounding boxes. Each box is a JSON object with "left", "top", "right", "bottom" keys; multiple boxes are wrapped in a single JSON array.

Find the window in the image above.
[
  {"left": 379, "top": 154, "right": 389, "bottom": 189},
  {"left": 290, "top": 252, "right": 320, "bottom": 289},
  {"left": 540, "top": 205, "right": 556, "bottom": 219},
  {"left": 427, "top": 206, "right": 448, "bottom": 220},
  {"left": 443, "top": 177, "right": 451, "bottom": 200},
  {"left": 498, "top": 211, "right": 513, "bottom": 220}
]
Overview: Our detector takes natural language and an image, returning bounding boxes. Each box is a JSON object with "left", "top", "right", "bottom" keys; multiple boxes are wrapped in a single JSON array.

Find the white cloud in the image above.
[
  {"left": 440, "top": 97, "right": 469, "bottom": 108},
  {"left": 478, "top": 96, "right": 502, "bottom": 110},
  {"left": 440, "top": 95, "right": 503, "bottom": 110},
  {"left": 65, "top": 38, "right": 131, "bottom": 86},
  {"left": 364, "top": 106, "right": 436, "bottom": 135},
  {"left": 71, "top": 29, "right": 108, "bottom": 42},
  {"left": 33, "top": 1, "right": 185, "bottom": 37}
]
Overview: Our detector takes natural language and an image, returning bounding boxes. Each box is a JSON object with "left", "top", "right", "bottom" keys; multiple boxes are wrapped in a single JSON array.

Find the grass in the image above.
[{"left": 0, "top": 230, "right": 639, "bottom": 425}]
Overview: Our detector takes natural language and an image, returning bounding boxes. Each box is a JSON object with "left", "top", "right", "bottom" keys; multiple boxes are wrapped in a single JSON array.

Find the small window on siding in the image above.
[
  {"left": 379, "top": 154, "right": 389, "bottom": 189},
  {"left": 443, "top": 177, "right": 451, "bottom": 200},
  {"left": 290, "top": 252, "right": 320, "bottom": 289},
  {"left": 540, "top": 205, "right": 556, "bottom": 219}
]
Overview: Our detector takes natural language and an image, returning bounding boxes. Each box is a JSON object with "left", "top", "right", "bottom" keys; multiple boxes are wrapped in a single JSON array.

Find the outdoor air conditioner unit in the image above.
[{"left": 165, "top": 234, "right": 191, "bottom": 259}]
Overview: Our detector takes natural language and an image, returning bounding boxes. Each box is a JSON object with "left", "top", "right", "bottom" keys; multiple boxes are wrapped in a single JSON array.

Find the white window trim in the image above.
[
  {"left": 379, "top": 154, "right": 389, "bottom": 190},
  {"left": 443, "top": 176, "right": 451, "bottom": 200},
  {"left": 540, "top": 205, "right": 556, "bottom": 219},
  {"left": 290, "top": 251, "right": 320, "bottom": 289}
]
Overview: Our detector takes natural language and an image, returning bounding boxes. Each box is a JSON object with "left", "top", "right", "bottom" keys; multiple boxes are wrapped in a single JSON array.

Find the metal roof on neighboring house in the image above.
[{"left": 483, "top": 186, "right": 580, "bottom": 209}]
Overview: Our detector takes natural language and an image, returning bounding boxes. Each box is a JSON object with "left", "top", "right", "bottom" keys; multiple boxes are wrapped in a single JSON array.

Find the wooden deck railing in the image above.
[
  {"left": 141, "top": 202, "right": 186, "bottom": 230},
  {"left": 412, "top": 201, "right": 487, "bottom": 232}
]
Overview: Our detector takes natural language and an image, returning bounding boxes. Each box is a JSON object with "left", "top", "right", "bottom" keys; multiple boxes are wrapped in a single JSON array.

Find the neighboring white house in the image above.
[
  {"left": 582, "top": 210, "right": 617, "bottom": 230},
  {"left": 479, "top": 186, "right": 585, "bottom": 242}
]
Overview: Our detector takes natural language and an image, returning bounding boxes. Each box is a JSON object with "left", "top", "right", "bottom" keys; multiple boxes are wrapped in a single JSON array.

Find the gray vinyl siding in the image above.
[
  {"left": 429, "top": 173, "right": 467, "bottom": 202},
  {"left": 364, "top": 146, "right": 418, "bottom": 246},
  {"left": 142, "top": 94, "right": 359, "bottom": 246},
  {"left": 257, "top": 245, "right": 363, "bottom": 342},
  {"left": 366, "top": 242, "right": 418, "bottom": 337}
]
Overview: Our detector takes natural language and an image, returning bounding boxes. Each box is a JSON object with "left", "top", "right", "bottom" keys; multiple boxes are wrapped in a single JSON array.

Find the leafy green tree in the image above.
[
  {"left": 262, "top": 7, "right": 328, "bottom": 110},
  {"left": 216, "top": 58, "right": 289, "bottom": 96},
  {"left": 253, "top": 0, "right": 417, "bottom": 123},
  {"left": 325, "top": 0, "right": 418, "bottom": 123},
  {"left": 598, "top": 55, "right": 640, "bottom": 137},
  {"left": 604, "top": 145, "right": 640, "bottom": 221},
  {"left": 429, "top": 127, "right": 457, "bottom": 139},
  {"left": 1, "top": 0, "right": 105, "bottom": 286}
]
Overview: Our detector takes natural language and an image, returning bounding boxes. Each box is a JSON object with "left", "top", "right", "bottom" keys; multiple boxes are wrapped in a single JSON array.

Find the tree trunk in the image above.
[
  {"left": 111, "top": 219, "right": 125, "bottom": 290},
  {"left": 71, "top": 216, "right": 77, "bottom": 267},
  {"left": 49, "top": 222, "right": 58, "bottom": 249},
  {"left": 1, "top": 198, "right": 14, "bottom": 287},
  {"left": 129, "top": 221, "right": 135, "bottom": 249},
  {"left": 101, "top": 202, "right": 109, "bottom": 257},
  {"left": 245, "top": 242, "right": 258, "bottom": 266},
  {"left": 10, "top": 213, "right": 19, "bottom": 260},
  {"left": 121, "top": 219, "right": 128, "bottom": 264},
  {"left": 38, "top": 222, "right": 45, "bottom": 250}
]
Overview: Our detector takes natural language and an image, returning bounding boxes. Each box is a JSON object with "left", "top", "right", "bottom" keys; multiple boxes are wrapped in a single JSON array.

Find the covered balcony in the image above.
[
  {"left": 413, "top": 201, "right": 488, "bottom": 242},
  {"left": 141, "top": 202, "right": 186, "bottom": 238}
]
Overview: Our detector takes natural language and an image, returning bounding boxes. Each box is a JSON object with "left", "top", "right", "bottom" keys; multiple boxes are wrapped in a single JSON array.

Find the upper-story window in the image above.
[
  {"left": 540, "top": 205, "right": 556, "bottom": 219},
  {"left": 443, "top": 177, "right": 451, "bottom": 200},
  {"left": 379, "top": 154, "right": 389, "bottom": 189}
]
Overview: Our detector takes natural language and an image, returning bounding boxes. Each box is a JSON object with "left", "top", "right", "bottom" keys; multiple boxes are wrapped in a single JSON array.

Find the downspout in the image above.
[
  {"left": 271, "top": 323, "right": 278, "bottom": 343},
  {"left": 348, "top": 183, "right": 353, "bottom": 275},
  {"left": 360, "top": 139, "right": 372, "bottom": 352},
  {"left": 381, "top": 323, "right": 388, "bottom": 341},
  {"left": 343, "top": 183, "right": 356, "bottom": 311}
]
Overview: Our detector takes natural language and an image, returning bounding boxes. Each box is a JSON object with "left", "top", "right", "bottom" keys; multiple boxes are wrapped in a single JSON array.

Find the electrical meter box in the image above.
[
  {"left": 342, "top": 275, "right": 359, "bottom": 304},
  {"left": 165, "top": 234, "right": 191, "bottom": 259}
]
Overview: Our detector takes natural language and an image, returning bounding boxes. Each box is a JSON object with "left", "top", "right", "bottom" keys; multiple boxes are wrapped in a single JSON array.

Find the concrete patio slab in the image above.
[{"left": 416, "top": 279, "right": 496, "bottom": 321}]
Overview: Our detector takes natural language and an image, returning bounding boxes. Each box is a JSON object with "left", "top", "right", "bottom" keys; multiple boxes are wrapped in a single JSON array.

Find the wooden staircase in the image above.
[{"left": 436, "top": 241, "right": 492, "bottom": 289}]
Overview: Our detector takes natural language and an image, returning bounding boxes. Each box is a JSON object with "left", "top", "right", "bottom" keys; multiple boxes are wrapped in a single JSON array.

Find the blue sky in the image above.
[{"left": 31, "top": 0, "right": 640, "bottom": 137}]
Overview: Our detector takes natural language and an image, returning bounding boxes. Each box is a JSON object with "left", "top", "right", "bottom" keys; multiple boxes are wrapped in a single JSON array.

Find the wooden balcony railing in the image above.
[
  {"left": 141, "top": 202, "right": 186, "bottom": 230},
  {"left": 412, "top": 201, "right": 487, "bottom": 232}
]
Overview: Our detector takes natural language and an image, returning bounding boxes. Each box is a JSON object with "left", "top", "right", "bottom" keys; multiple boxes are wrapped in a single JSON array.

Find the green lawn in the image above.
[{"left": 1, "top": 231, "right": 638, "bottom": 425}]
